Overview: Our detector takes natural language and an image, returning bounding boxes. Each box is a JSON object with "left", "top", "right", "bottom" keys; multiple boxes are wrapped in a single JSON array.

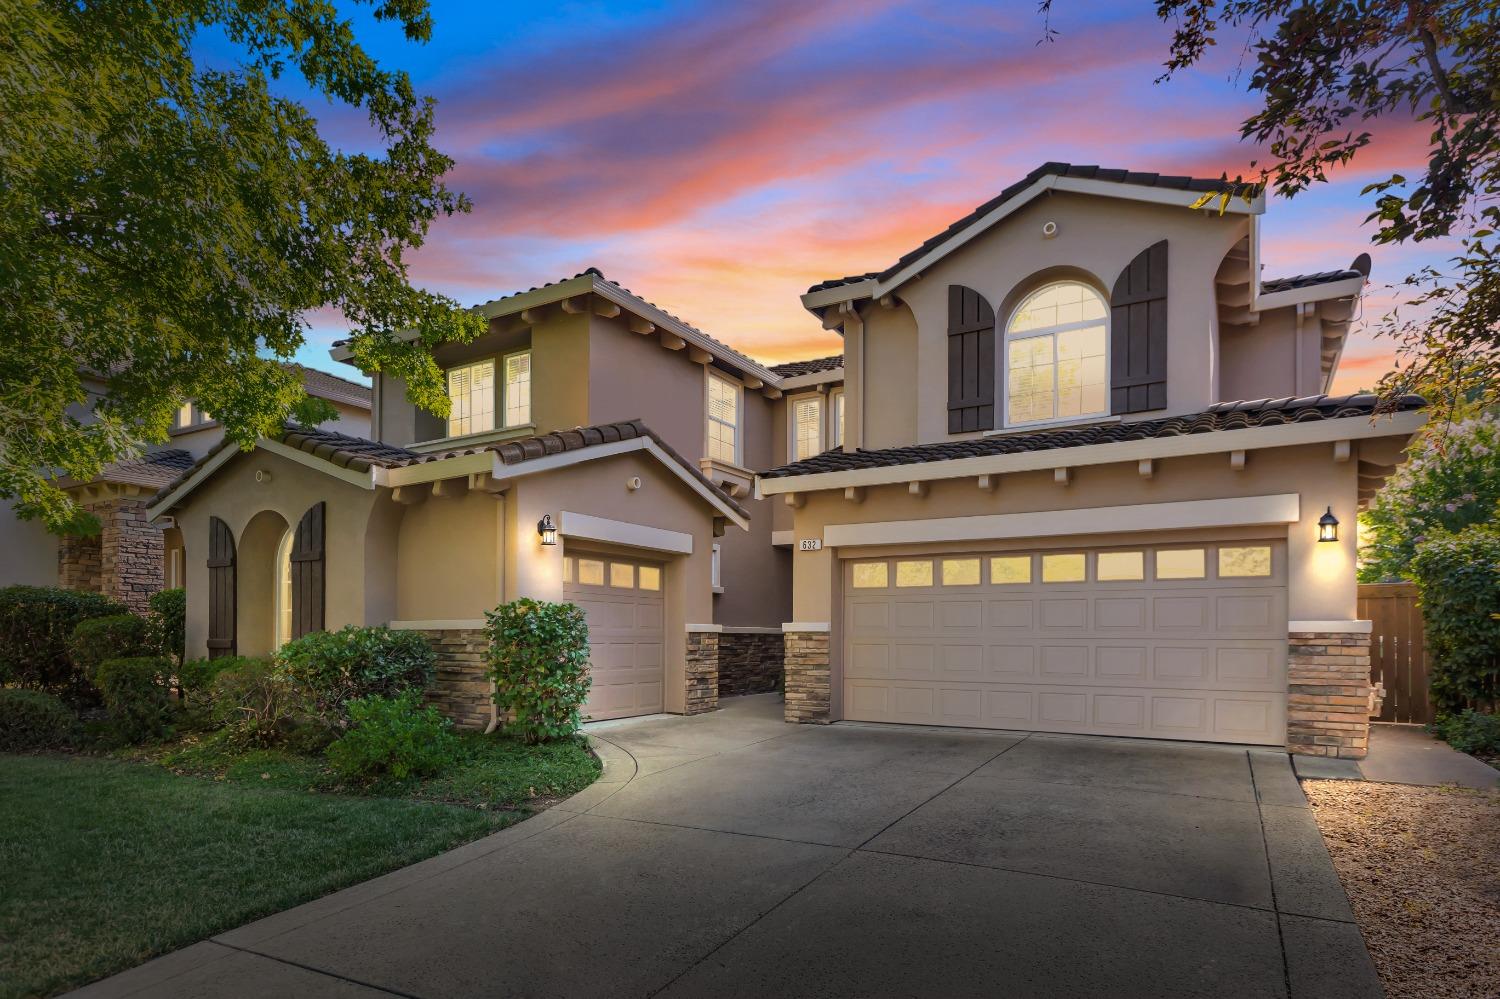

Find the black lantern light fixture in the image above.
[
  {"left": 537, "top": 513, "right": 558, "bottom": 546},
  {"left": 1317, "top": 506, "right": 1339, "bottom": 543}
]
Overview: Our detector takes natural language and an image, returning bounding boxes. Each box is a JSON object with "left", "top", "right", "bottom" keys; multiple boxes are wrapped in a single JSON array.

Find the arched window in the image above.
[
  {"left": 274, "top": 527, "right": 295, "bottom": 649},
  {"left": 1004, "top": 281, "right": 1108, "bottom": 426}
]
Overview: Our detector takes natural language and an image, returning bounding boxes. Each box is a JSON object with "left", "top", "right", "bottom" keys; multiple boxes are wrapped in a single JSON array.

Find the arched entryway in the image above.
[{"left": 237, "top": 510, "right": 290, "bottom": 658}]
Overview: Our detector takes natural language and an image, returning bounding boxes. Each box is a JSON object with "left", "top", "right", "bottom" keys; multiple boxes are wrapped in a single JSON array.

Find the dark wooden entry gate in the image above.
[{"left": 1357, "top": 583, "right": 1432, "bottom": 724}]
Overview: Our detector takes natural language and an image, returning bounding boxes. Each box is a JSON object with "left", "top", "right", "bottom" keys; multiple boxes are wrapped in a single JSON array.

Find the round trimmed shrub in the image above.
[
  {"left": 274, "top": 626, "right": 436, "bottom": 730},
  {"left": 0, "top": 585, "right": 127, "bottom": 700},
  {"left": 0, "top": 689, "right": 77, "bottom": 751},
  {"left": 70, "top": 614, "right": 157, "bottom": 684},
  {"left": 96, "top": 655, "right": 174, "bottom": 743},
  {"left": 485, "top": 598, "right": 591, "bottom": 743}
]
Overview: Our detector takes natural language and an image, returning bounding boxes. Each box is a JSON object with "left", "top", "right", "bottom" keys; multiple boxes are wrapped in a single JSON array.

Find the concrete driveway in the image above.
[{"left": 74, "top": 694, "right": 1380, "bottom": 998}]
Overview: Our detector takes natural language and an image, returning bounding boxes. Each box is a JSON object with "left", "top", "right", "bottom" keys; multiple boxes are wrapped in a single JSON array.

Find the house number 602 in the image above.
[{"left": 798, "top": 539, "right": 823, "bottom": 551}]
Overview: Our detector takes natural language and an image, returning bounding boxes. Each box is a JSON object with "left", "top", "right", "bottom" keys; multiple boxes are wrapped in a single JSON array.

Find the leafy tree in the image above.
[
  {"left": 0, "top": 0, "right": 486, "bottom": 535},
  {"left": 1359, "top": 413, "right": 1500, "bottom": 581},
  {"left": 1041, "top": 1, "right": 1500, "bottom": 417}
]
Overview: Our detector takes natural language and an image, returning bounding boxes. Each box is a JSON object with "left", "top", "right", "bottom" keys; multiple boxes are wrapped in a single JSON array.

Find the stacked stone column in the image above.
[
  {"left": 784, "top": 627, "right": 831, "bottom": 724},
  {"left": 1286, "top": 627, "right": 1374, "bottom": 759},
  {"left": 685, "top": 626, "right": 721, "bottom": 715},
  {"left": 56, "top": 494, "right": 162, "bottom": 614},
  {"left": 417, "top": 627, "right": 494, "bottom": 731}
]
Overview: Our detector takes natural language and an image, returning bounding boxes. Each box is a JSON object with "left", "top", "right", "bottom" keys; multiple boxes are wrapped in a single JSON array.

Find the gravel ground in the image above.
[{"left": 1305, "top": 780, "right": 1500, "bottom": 999}]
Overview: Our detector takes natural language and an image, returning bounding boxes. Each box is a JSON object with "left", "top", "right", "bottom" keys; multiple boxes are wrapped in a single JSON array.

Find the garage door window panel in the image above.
[
  {"left": 1217, "top": 545, "right": 1273, "bottom": 578},
  {"left": 1042, "top": 553, "right": 1087, "bottom": 583},
  {"left": 577, "top": 559, "right": 605, "bottom": 586},
  {"left": 1156, "top": 548, "right": 1206, "bottom": 580},
  {"left": 990, "top": 555, "right": 1032, "bottom": 584},
  {"left": 1096, "top": 551, "right": 1144, "bottom": 581},
  {"left": 895, "top": 560, "right": 934, "bottom": 588},
  {"left": 852, "top": 562, "right": 889, "bottom": 589},
  {"left": 941, "top": 558, "right": 981, "bottom": 586}
]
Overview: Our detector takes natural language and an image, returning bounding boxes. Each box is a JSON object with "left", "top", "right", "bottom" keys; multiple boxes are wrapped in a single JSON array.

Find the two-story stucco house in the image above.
[
  {"left": 758, "top": 163, "right": 1424, "bottom": 759},
  {"left": 0, "top": 365, "right": 370, "bottom": 614},
  {"left": 145, "top": 163, "right": 1423, "bottom": 758}
]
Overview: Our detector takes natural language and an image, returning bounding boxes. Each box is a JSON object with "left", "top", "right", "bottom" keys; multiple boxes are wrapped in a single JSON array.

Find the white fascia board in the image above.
[
  {"left": 1253, "top": 276, "right": 1366, "bottom": 314},
  {"left": 801, "top": 280, "right": 877, "bottom": 311},
  {"left": 560, "top": 511, "right": 694, "bottom": 555},
  {"left": 588, "top": 279, "right": 781, "bottom": 386},
  {"left": 822, "top": 494, "right": 1300, "bottom": 549},
  {"left": 475, "top": 273, "right": 596, "bottom": 321},
  {"left": 801, "top": 176, "right": 1265, "bottom": 314},
  {"left": 145, "top": 436, "right": 378, "bottom": 520},
  {"left": 778, "top": 368, "right": 845, "bottom": 391},
  {"left": 757, "top": 409, "right": 1426, "bottom": 495},
  {"left": 372, "top": 436, "right": 751, "bottom": 532}
]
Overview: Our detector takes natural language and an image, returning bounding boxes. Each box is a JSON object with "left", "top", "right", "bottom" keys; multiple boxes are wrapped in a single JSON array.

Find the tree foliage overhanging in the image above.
[
  {"left": 1049, "top": 1, "right": 1499, "bottom": 416},
  {"left": 0, "top": 0, "right": 487, "bottom": 534}
]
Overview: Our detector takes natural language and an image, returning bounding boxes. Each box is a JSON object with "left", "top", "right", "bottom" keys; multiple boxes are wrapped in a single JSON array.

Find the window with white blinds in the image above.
[
  {"left": 706, "top": 372, "right": 739, "bottom": 463},
  {"left": 792, "top": 396, "right": 823, "bottom": 461},
  {"left": 503, "top": 351, "right": 531, "bottom": 427},
  {"left": 447, "top": 359, "right": 495, "bottom": 437}
]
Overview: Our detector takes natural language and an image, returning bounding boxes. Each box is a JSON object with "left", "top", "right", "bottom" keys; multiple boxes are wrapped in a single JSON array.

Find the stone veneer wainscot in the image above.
[
  {"left": 685, "top": 626, "right": 721, "bottom": 716},
  {"left": 783, "top": 628, "right": 831, "bottom": 724},
  {"left": 1286, "top": 627, "right": 1375, "bottom": 759}
]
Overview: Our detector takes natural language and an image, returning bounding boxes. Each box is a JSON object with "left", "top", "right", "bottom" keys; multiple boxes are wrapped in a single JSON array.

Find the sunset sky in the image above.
[{"left": 282, "top": 0, "right": 1454, "bottom": 393}]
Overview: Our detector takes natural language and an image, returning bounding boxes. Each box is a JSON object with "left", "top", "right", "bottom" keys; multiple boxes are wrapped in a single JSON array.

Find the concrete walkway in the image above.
[
  {"left": 1360, "top": 722, "right": 1500, "bottom": 789},
  {"left": 72, "top": 695, "right": 1380, "bottom": 998}
]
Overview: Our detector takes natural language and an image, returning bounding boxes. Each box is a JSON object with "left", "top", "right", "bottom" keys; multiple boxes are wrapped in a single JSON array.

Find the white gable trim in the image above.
[
  {"left": 559, "top": 511, "right": 693, "bottom": 555},
  {"left": 145, "top": 438, "right": 378, "bottom": 521}
]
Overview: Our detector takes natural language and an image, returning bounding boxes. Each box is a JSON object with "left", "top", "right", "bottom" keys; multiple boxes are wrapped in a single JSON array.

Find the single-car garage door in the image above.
[
  {"left": 564, "top": 552, "right": 665, "bottom": 721},
  {"left": 842, "top": 539, "right": 1286, "bottom": 744}
]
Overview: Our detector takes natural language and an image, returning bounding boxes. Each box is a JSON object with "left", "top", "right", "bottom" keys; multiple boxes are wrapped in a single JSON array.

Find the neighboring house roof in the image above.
[
  {"left": 149, "top": 419, "right": 749, "bottom": 523},
  {"left": 770, "top": 355, "right": 844, "bottom": 378},
  {"left": 760, "top": 394, "right": 1425, "bottom": 479},
  {"left": 806, "top": 163, "right": 1257, "bottom": 297},
  {"left": 87, "top": 449, "right": 196, "bottom": 489},
  {"left": 289, "top": 364, "right": 372, "bottom": 410}
]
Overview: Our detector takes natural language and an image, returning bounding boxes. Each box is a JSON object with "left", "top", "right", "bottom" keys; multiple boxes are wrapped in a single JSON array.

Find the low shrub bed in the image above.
[
  {"left": 0, "top": 689, "right": 77, "bottom": 752},
  {"left": 0, "top": 586, "right": 127, "bottom": 702}
]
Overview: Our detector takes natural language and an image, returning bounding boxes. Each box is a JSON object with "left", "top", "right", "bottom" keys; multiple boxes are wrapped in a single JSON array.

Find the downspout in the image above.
[{"left": 484, "top": 489, "right": 504, "bottom": 734}]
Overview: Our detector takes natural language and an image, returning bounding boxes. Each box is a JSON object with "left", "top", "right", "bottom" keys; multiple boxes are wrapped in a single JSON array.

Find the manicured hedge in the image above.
[
  {"left": 274, "top": 626, "right": 436, "bottom": 730},
  {"left": 485, "top": 598, "right": 591, "bottom": 743},
  {"left": 0, "top": 586, "right": 126, "bottom": 701},
  {"left": 69, "top": 614, "right": 157, "bottom": 684},
  {"left": 0, "top": 689, "right": 76, "bottom": 751},
  {"left": 96, "top": 656, "right": 174, "bottom": 743}
]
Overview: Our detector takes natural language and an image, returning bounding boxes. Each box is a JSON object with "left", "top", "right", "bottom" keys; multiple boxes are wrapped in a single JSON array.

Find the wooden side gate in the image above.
[{"left": 1358, "top": 583, "right": 1432, "bottom": 724}]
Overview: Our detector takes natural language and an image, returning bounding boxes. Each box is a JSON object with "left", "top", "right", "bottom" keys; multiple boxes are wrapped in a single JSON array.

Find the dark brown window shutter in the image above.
[
  {"left": 290, "top": 502, "right": 325, "bottom": 639},
  {"left": 1110, "top": 240, "right": 1169, "bottom": 413},
  {"left": 947, "top": 284, "right": 996, "bottom": 433},
  {"left": 207, "top": 517, "right": 236, "bottom": 659}
]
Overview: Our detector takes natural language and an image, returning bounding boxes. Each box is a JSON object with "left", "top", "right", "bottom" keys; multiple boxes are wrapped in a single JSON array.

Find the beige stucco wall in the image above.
[
  {"left": 860, "top": 302, "right": 919, "bottom": 450},
  {"left": 0, "top": 499, "right": 59, "bottom": 587},
  {"left": 1219, "top": 306, "right": 1330, "bottom": 401},
  {"left": 587, "top": 313, "right": 706, "bottom": 457},
  {"left": 863, "top": 192, "right": 1248, "bottom": 446},
  {"left": 784, "top": 437, "right": 1387, "bottom": 629},
  {"left": 395, "top": 489, "right": 502, "bottom": 621},
  {"left": 173, "top": 447, "right": 395, "bottom": 659}
]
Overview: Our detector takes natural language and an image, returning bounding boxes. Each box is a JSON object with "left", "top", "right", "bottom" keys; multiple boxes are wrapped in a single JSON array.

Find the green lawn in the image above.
[{"left": 0, "top": 742, "right": 599, "bottom": 999}]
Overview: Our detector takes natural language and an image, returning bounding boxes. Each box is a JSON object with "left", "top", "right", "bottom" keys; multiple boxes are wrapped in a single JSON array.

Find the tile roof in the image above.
[
  {"left": 95, "top": 449, "right": 197, "bottom": 488},
  {"left": 769, "top": 355, "right": 844, "bottom": 377},
  {"left": 290, "top": 364, "right": 372, "bottom": 409},
  {"left": 807, "top": 162, "right": 1254, "bottom": 295},
  {"left": 152, "top": 420, "right": 748, "bottom": 519},
  {"left": 335, "top": 267, "right": 775, "bottom": 381},
  {"left": 760, "top": 394, "right": 1424, "bottom": 479},
  {"left": 1260, "top": 270, "right": 1364, "bottom": 294}
]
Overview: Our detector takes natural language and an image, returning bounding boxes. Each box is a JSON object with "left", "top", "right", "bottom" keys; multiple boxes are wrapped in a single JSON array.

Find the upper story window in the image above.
[
  {"left": 172, "top": 402, "right": 210, "bottom": 430},
  {"left": 706, "top": 371, "right": 740, "bottom": 464},
  {"left": 445, "top": 350, "right": 532, "bottom": 438},
  {"left": 503, "top": 350, "right": 531, "bottom": 427},
  {"left": 1005, "top": 282, "right": 1108, "bottom": 426},
  {"left": 792, "top": 396, "right": 823, "bottom": 461},
  {"left": 447, "top": 358, "right": 495, "bottom": 437},
  {"left": 830, "top": 390, "right": 845, "bottom": 449}
]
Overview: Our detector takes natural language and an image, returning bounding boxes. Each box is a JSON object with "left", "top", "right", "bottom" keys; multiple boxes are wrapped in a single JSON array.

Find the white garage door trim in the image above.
[
  {"left": 564, "top": 551, "right": 667, "bottom": 721},
  {"left": 823, "top": 494, "right": 1300, "bottom": 548},
  {"left": 841, "top": 538, "right": 1288, "bottom": 745}
]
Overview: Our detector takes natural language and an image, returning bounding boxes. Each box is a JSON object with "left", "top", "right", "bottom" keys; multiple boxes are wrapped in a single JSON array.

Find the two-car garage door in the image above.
[{"left": 842, "top": 539, "right": 1287, "bottom": 745}]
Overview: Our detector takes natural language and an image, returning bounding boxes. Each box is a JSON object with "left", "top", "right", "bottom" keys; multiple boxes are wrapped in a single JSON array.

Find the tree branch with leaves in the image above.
[{"left": 0, "top": 0, "right": 487, "bottom": 535}]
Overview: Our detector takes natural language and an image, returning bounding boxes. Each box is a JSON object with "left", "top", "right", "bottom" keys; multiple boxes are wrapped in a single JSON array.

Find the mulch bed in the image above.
[{"left": 1305, "top": 780, "right": 1500, "bottom": 999}]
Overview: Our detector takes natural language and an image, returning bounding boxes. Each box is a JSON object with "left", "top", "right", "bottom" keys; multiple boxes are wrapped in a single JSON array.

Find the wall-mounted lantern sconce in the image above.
[
  {"left": 537, "top": 514, "right": 558, "bottom": 546},
  {"left": 1317, "top": 506, "right": 1339, "bottom": 543}
]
